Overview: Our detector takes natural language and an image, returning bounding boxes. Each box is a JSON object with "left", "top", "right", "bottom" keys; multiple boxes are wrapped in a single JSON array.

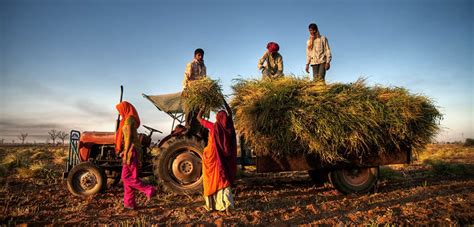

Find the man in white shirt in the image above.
[
  {"left": 183, "top": 48, "right": 207, "bottom": 89},
  {"left": 305, "top": 23, "right": 332, "bottom": 82},
  {"left": 182, "top": 48, "right": 207, "bottom": 129}
]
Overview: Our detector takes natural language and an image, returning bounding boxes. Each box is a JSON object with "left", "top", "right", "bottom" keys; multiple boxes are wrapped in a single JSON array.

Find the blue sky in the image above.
[{"left": 0, "top": 0, "right": 472, "bottom": 143}]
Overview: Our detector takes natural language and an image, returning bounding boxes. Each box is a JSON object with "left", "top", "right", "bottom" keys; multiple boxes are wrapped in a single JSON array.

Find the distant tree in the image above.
[
  {"left": 57, "top": 131, "right": 69, "bottom": 145},
  {"left": 464, "top": 138, "right": 474, "bottom": 147},
  {"left": 18, "top": 133, "right": 28, "bottom": 144},
  {"left": 0, "top": 138, "right": 4, "bottom": 144},
  {"left": 48, "top": 129, "right": 59, "bottom": 145}
]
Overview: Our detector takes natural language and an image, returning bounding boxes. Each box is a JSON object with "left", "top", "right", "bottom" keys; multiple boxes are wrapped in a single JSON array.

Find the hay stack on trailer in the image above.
[{"left": 231, "top": 76, "right": 442, "bottom": 164}]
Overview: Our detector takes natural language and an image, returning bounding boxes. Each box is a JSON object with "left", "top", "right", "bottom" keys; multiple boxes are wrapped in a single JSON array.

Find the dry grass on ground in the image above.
[{"left": 0, "top": 144, "right": 473, "bottom": 225}]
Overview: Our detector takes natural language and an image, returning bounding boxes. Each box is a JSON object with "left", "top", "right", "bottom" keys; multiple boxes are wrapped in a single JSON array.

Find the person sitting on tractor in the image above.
[
  {"left": 183, "top": 48, "right": 207, "bottom": 129},
  {"left": 258, "top": 42, "right": 283, "bottom": 80},
  {"left": 197, "top": 100, "right": 237, "bottom": 215},
  {"left": 115, "top": 101, "right": 157, "bottom": 210}
]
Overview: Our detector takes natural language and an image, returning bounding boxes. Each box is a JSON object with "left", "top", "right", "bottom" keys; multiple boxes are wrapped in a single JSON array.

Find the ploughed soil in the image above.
[{"left": 1, "top": 144, "right": 473, "bottom": 225}]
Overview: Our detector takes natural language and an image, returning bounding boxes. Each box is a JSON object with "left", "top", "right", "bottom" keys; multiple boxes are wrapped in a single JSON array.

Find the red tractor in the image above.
[{"left": 63, "top": 90, "right": 209, "bottom": 196}]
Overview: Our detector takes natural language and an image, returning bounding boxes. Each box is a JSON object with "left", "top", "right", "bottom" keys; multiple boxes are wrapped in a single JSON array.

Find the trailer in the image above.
[{"left": 144, "top": 92, "right": 411, "bottom": 194}]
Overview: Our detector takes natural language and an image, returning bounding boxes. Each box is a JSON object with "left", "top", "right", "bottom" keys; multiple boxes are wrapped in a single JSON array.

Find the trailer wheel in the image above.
[
  {"left": 67, "top": 162, "right": 106, "bottom": 196},
  {"left": 329, "top": 167, "right": 378, "bottom": 194},
  {"left": 154, "top": 137, "right": 205, "bottom": 194}
]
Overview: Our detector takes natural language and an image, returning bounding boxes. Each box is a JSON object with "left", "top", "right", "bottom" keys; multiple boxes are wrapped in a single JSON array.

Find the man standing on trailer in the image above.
[
  {"left": 182, "top": 48, "right": 207, "bottom": 128},
  {"left": 305, "top": 23, "right": 332, "bottom": 83},
  {"left": 183, "top": 48, "right": 207, "bottom": 89}
]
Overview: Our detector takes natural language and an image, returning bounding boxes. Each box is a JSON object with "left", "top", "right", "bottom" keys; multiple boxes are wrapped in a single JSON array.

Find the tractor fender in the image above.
[{"left": 158, "top": 126, "right": 186, "bottom": 147}]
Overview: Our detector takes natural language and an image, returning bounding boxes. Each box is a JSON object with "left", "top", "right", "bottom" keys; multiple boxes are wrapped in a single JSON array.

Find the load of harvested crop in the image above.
[
  {"left": 231, "top": 76, "right": 442, "bottom": 163},
  {"left": 182, "top": 78, "right": 224, "bottom": 112}
]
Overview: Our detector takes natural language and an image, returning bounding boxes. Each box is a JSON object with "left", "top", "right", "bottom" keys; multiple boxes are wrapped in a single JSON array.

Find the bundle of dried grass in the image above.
[
  {"left": 231, "top": 76, "right": 442, "bottom": 163},
  {"left": 183, "top": 78, "right": 224, "bottom": 112}
]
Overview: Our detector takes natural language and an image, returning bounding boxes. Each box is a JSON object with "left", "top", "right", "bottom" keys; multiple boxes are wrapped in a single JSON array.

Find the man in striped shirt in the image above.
[{"left": 305, "top": 23, "right": 332, "bottom": 83}]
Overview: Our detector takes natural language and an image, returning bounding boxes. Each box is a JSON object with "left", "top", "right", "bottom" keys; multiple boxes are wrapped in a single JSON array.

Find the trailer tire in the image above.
[
  {"left": 154, "top": 137, "right": 205, "bottom": 195},
  {"left": 329, "top": 167, "right": 378, "bottom": 194},
  {"left": 67, "top": 162, "right": 106, "bottom": 196}
]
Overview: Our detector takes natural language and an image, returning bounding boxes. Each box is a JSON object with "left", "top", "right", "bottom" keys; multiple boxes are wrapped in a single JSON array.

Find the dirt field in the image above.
[{"left": 1, "top": 144, "right": 473, "bottom": 225}]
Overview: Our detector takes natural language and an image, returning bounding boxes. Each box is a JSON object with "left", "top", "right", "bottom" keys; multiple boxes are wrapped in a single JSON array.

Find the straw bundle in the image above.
[
  {"left": 183, "top": 78, "right": 224, "bottom": 112},
  {"left": 231, "top": 76, "right": 442, "bottom": 163}
]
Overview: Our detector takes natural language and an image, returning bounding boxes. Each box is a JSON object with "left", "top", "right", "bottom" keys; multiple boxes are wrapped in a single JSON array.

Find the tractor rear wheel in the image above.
[
  {"left": 67, "top": 162, "right": 106, "bottom": 196},
  {"left": 154, "top": 137, "right": 205, "bottom": 194},
  {"left": 329, "top": 167, "right": 378, "bottom": 194}
]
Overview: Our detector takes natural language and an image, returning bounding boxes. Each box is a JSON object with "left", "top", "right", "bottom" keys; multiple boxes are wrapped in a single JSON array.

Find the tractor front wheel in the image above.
[{"left": 67, "top": 162, "right": 106, "bottom": 196}]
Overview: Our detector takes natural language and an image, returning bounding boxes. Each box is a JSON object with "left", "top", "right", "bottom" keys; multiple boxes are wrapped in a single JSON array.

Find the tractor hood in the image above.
[{"left": 80, "top": 131, "right": 115, "bottom": 144}]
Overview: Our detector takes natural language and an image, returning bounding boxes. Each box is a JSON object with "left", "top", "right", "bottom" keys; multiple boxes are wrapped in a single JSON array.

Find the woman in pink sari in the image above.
[{"left": 115, "top": 101, "right": 156, "bottom": 209}]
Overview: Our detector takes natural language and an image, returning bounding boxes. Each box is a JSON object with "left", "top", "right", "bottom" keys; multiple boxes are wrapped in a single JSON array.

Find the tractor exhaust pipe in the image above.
[{"left": 115, "top": 85, "right": 124, "bottom": 132}]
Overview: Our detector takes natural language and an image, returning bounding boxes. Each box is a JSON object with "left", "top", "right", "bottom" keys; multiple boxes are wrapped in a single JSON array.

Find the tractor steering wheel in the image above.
[{"left": 143, "top": 125, "right": 162, "bottom": 134}]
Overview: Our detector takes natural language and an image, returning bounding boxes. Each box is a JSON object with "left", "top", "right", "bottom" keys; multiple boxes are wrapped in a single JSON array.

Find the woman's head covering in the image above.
[
  {"left": 115, "top": 101, "right": 140, "bottom": 153},
  {"left": 215, "top": 111, "right": 229, "bottom": 129},
  {"left": 213, "top": 110, "right": 237, "bottom": 185},
  {"left": 266, "top": 42, "right": 280, "bottom": 53}
]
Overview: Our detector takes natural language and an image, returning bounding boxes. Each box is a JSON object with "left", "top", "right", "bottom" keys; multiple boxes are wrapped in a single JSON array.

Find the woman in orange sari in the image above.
[
  {"left": 197, "top": 100, "right": 237, "bottom": 214},
  {"left": 115, "top": 101, "right": 156, "bottom": 209}
]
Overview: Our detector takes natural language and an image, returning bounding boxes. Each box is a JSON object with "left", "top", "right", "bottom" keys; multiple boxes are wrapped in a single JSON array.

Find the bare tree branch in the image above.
[
  {"left": 48, "top": 129, "right": 59, "bottom": 145},
  {"left": 17, "top": 133, "right": 28, "bottom": 144},
  {"left": 57, "top": 131, "right": 69, "bottom": 145}
]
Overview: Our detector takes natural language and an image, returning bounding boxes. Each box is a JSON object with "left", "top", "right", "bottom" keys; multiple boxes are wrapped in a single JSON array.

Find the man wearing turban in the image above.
[{"left": 257, "top": 42, "right": 284, "bottom": 80}]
